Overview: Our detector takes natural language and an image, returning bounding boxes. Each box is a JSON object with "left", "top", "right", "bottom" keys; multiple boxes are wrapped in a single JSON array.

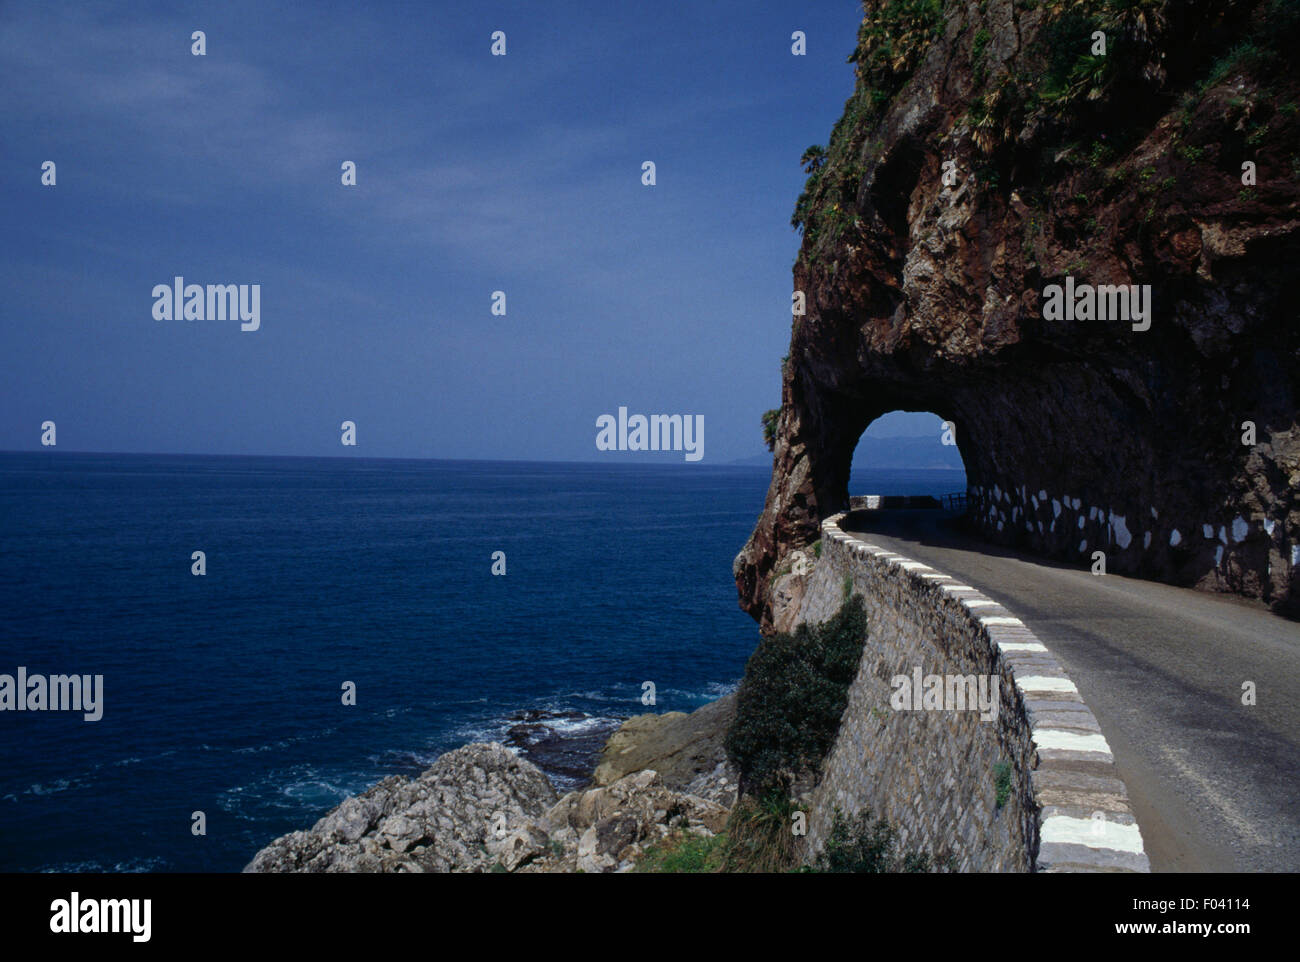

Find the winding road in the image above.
[{"left": 840, "top": 507, "right": 1300, "bottom": 872}]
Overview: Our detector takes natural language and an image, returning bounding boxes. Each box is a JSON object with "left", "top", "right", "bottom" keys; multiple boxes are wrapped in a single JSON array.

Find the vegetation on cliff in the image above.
[
  {"left": 636, "top": 799, "right": 948, "bottom": 873},
  {"left": 791, "top": 0, "right": 944, "bottom": 253},
  {"left": 761, "top": 407, "right": 780, "bottom": 451},
  {"left": 793, "top": 0, "right": 1300, "bottom": 271},
  {"left": 724, "top": 595, "right": 868, "bottom": 800},
  {"left": 635, "top": 796, "right": 798, "bottom": 872},
  {"left": 816, "top": 807, "right": 949, "bottom": 872}
]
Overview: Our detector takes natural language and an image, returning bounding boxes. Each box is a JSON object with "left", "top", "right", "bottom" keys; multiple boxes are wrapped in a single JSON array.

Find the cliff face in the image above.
[{"left": 738, "top": 0, "right": 1300, "bottom": 627}]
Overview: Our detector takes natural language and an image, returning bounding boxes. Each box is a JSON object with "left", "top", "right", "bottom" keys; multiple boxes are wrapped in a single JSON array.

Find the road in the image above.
[{"left": 840, "top": 508, "right": 1300, "bottom": 872}]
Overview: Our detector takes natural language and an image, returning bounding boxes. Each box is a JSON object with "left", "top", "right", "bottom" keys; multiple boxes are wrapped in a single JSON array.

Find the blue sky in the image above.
[{"left": 0, "top": 0, "right": 940, "bottom": 462}]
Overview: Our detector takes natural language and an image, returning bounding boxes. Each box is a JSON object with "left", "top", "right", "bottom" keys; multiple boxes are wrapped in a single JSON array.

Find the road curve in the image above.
[{"left": 840, "top": 507, "right": 1300, "bottom": 873}]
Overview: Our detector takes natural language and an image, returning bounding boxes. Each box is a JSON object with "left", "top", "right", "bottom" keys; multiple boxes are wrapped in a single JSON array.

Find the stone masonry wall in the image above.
[{"left": 795, "top": 510, "right": 1149, "bottom": 872}]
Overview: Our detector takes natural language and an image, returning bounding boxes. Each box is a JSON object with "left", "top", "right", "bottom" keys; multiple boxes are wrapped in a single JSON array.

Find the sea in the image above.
[{"left": 0, "top": 452, "right": 965, "bottom": 872}]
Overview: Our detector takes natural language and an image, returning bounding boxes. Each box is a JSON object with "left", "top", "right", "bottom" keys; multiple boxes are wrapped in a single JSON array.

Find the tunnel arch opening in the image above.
[{"left": 848, "top": 409, "right": 969, "bottom": 510}]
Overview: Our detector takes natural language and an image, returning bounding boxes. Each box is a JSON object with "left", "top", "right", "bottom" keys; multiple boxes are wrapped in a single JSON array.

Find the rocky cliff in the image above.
[{"left": 737, "top": 0, "right": 1300, "bottom": 627}]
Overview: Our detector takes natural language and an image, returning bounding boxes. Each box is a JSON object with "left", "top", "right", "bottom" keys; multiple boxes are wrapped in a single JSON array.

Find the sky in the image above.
[{"left": 0, "top": 0, "right": 942, "bottom": 463}]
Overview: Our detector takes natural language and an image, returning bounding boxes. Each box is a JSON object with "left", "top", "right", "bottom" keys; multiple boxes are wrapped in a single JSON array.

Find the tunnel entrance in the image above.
[{"left": 848, "top": 410, "right": 968, "bottom": 510}]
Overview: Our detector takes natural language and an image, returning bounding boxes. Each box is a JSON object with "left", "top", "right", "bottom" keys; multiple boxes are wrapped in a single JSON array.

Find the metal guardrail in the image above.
[{"left": 943, "top": 492, "right": 969, "bottom": 512}]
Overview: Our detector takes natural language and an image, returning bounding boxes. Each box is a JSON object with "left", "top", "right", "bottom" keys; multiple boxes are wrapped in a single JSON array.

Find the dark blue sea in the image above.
[{"left": 0, "top": 452, "right": 965, "bottom": 872}]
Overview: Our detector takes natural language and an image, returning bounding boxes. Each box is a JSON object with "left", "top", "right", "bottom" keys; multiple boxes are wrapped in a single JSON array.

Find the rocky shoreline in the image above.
[
  {"left": 499, "top": 707, "right": 625, "bottom": 792},
  {"left": 244, "top": 695, "right": 738, "bottom": 873}
]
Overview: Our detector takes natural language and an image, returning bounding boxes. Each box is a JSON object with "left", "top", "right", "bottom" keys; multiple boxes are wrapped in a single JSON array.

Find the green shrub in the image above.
[
  {"left": 993, "top": 760, "right": 1012, "bottom": 809},
  {"left": 636, "top": 831, "right": 727, "bottom": 873},
  {"left": 761, "top": 408, "right": 781, "bottom": 452},
  {"left": 972, "top": 27, "right": 991, "bottom": 84},
  {"left": 720, "top": 796, "right": 803, "bottom": 873},
  {"left": 1088, "top": 141, "right": 1115, "bottom": 169},
  {"left": 1196, "top": 0, "right": 1300, "bottom": 94},
  {"left": 1038, "top": 9, "right": 1102, "bottom": 104},
  {"left": 725, "top": 595, "right": 868, "bottom": 799},
  {"left": 639, "top": 801, "right": 953, "bottom": 873},
  {"left": 636, "top": 797, "right": 804, "bottom": 873},
  {"left": 814, "top": 808, "right": 945, "bottom": 872},
  {"left": 850, "top": 0, "right": 945, "bottom": 90}
]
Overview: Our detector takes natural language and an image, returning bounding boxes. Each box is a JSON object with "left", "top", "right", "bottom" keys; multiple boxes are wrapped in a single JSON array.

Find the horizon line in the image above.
[
  {"left": 0, "top": 444, "right": 964, "bottom": 469},
  {"left": 0, "top": 447, "right": 773, "bottom": 468}
]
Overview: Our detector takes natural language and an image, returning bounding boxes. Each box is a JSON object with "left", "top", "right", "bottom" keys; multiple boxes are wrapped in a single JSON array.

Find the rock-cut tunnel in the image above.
[
  {"left": 734, "top": 0, "right": 1299, "bottom": 629},
  {"left": 734, "top": 283, "right": 1300, "bottom": 629}
]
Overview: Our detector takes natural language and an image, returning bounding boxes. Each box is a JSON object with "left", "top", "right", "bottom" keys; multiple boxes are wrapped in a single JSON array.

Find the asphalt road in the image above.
[{"left": 840, "top": 508, "right": 1300, "bottom": 873}]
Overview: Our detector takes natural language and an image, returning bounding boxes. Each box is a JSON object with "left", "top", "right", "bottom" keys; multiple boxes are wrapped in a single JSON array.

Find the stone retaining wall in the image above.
[{"left": 796, "top": 510, "right": 1149, "bottom": 872}]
